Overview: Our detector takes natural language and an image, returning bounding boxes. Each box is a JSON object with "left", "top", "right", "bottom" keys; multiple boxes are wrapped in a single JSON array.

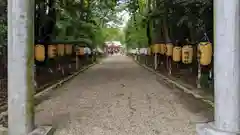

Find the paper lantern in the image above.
[
  {"left": 166, "top": 43, "right": 173, "bottom": 56},
  {"left": 199, "top": 42, "right": 212, "bottom": 65},
  {"left": 172, "top": 46, "right": 181, "bottom": 62},
  {"left": 182, "top": 45, "right": 193, "bottom": 64},
  {"left": 35, "top": 45, "right": 45, "bottom": 61},
  {"left": 48, "top": 45, "right": 57, "bottom": 58}
]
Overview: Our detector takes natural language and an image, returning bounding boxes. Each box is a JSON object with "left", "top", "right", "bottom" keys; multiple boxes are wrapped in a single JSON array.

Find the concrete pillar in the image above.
[
  {"left": 8, "top": 0, "right": 35, "bottom": 134},
  {"left": 196, "top": 0, "right": 240, "bottom": 134}
]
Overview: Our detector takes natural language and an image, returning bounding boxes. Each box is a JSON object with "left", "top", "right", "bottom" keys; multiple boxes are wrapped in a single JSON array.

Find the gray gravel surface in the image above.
[{"left": 35, "top": 56, "right": 213, "bottom": 135}]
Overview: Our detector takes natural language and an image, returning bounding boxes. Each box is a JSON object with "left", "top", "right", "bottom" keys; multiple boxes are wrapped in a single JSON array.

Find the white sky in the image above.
[
  {"left": 107, "top": 10, "right": 130, "bottom": 29},
  {"left": 118, "top": 10, "right": 130, "bottom": 29},
  {"left": 105, "top": 10, "right": 130, "bottom": 45}
]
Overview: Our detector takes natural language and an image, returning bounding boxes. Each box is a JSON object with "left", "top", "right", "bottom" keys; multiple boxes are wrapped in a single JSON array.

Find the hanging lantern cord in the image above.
[
  {"left": 203, "top": 32, "right": 210, "bottom": 42},
  {"left": 199, "top": 29, "right": 212, "bottom": 42}
]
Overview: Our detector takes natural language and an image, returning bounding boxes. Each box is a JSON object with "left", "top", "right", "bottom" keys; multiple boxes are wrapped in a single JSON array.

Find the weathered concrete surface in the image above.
[{"left": 35, "top": 56, "right": 213, "bottom": 135}]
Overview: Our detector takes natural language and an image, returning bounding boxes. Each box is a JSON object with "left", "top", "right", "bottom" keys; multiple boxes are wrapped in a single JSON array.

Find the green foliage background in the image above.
[{"left": 0, "top": 0, "right": 212, "bottom": 49}]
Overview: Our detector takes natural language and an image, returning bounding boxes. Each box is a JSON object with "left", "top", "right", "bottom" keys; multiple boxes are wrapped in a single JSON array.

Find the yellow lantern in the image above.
[
  {"left": 48, "top": 45, "right": 57, "bottom": 58},
  {"left": 76, "top": 47, "right": 85, "bottom": 55},
  {"left": 69, "top": 45, "right": 73, "bottom": 54},
  {"left": 160, "top": 44, "right": 166, "bottom": 55},
  {"left": 57, "top": 44, "right": 65, "bottom": 56},
  {"left": 199, "top": 42, "right": 212, "bottom": 65},
  {"left": 65, "top": 44, "right": 73, "bottom": 55},
  {"left": 65, "top": 44, "right": 69, "bottom": 54},
  {"left": 166, "top": 43, "right": 173, "bottom": 56},
  {"left": 35, "top": 44, "right": 45, "bottom": 61},
  {"left": 153, "top": 44, "right": 160, "bottom": 53},
  {"left": 157, "top": 44, "right": 161, "bottom": 53},
  {"left": 182, "top": 45, "right": 193, "bottom": 64},
  {"left": 172, "top": 46, "right": 181, "bottom": 62}
]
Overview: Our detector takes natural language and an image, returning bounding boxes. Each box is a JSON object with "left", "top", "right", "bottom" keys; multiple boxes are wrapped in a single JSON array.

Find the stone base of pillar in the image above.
[
  {"left": 196, "top": 122, "right": 240, "bottom": 135},
  {"left": 28, "top": 126, "right": 55, "bottom": 135},
  {"left": 2, "top": 126, "right": 55, "bottom": 135}
]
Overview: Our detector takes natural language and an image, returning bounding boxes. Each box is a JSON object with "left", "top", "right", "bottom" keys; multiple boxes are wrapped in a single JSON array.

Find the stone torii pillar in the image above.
[
  {"left": 8, "top": 0, "right": 53, "bottom": 135},
  {"left": 196, "top": 0, "right": 240, "bottom": 135}
]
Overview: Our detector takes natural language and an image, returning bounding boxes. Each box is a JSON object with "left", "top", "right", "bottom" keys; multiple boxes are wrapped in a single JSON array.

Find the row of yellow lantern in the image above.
[
  {"left": 76, "top": 47, "right": 85, "bottom": 56},
  {"left": 172, "top": 45, "right": 193, "bottom": 64},
  {"left": 149, "top": 42, "right": 212, "bottom": 65},
  {"left": 76, "top": 47, "right": 92, "bottom": 56},
  {"left": 35, "top": 44, "right": 73, "bottom": 61},
  {"left": 151, "top": 43, "right": 174, "bottom": 56}
]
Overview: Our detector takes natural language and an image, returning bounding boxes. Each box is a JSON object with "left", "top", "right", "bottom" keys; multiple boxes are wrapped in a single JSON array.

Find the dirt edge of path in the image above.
[
  {"left": 0, "top": 61, "right": 99, "bottom": 133},
  {"left": 133, "top": 59, "right": 214, "bottom": 108}
]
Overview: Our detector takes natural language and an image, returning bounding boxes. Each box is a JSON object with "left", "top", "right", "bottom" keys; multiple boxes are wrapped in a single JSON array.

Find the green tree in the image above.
[{"left": 123, "top": 0, "right": 213, "bottom": 47}]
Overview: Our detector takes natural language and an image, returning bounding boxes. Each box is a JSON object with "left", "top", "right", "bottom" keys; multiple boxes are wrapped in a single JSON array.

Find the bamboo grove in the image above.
[{"left": 125, "top": 0, "right": 214, "bottom": 92}]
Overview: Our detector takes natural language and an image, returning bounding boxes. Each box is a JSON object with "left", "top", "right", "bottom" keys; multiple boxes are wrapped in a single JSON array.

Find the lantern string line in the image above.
[{"left": 199, "top": 29, "right": 212, "bottom": 43}]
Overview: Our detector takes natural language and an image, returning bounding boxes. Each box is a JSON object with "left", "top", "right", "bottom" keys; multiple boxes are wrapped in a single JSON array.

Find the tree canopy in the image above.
[
  {"left": 0, "top": 0, "right": 213, "bottom": 49},
  {"left": 123, "top": 0, "right": 213, "bottom": 48},
  {"left": 35, "top": 0, "right": 124, "bottom": 48}
]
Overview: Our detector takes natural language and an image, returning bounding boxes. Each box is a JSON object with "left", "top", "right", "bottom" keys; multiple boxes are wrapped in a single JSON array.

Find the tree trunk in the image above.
[
  {"left": 146, "top": 20, "right": 152, "bottom": 46},
  {"left": 162, "top": 8, "right": 171, "bottom": 43},
  {"left": 146, "top": 0, "right": 152, "bottom": 46},
  {"left": 162, "top": 1, "right": 172, "bottom": 74},
  {"left": 188, "top": 22, "right": 196, "bottom": 43}
]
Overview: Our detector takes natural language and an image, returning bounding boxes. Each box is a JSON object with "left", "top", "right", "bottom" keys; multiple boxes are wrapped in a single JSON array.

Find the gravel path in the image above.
[{"left": 35, "top": 56, "right": 213, "bottom": 135}]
